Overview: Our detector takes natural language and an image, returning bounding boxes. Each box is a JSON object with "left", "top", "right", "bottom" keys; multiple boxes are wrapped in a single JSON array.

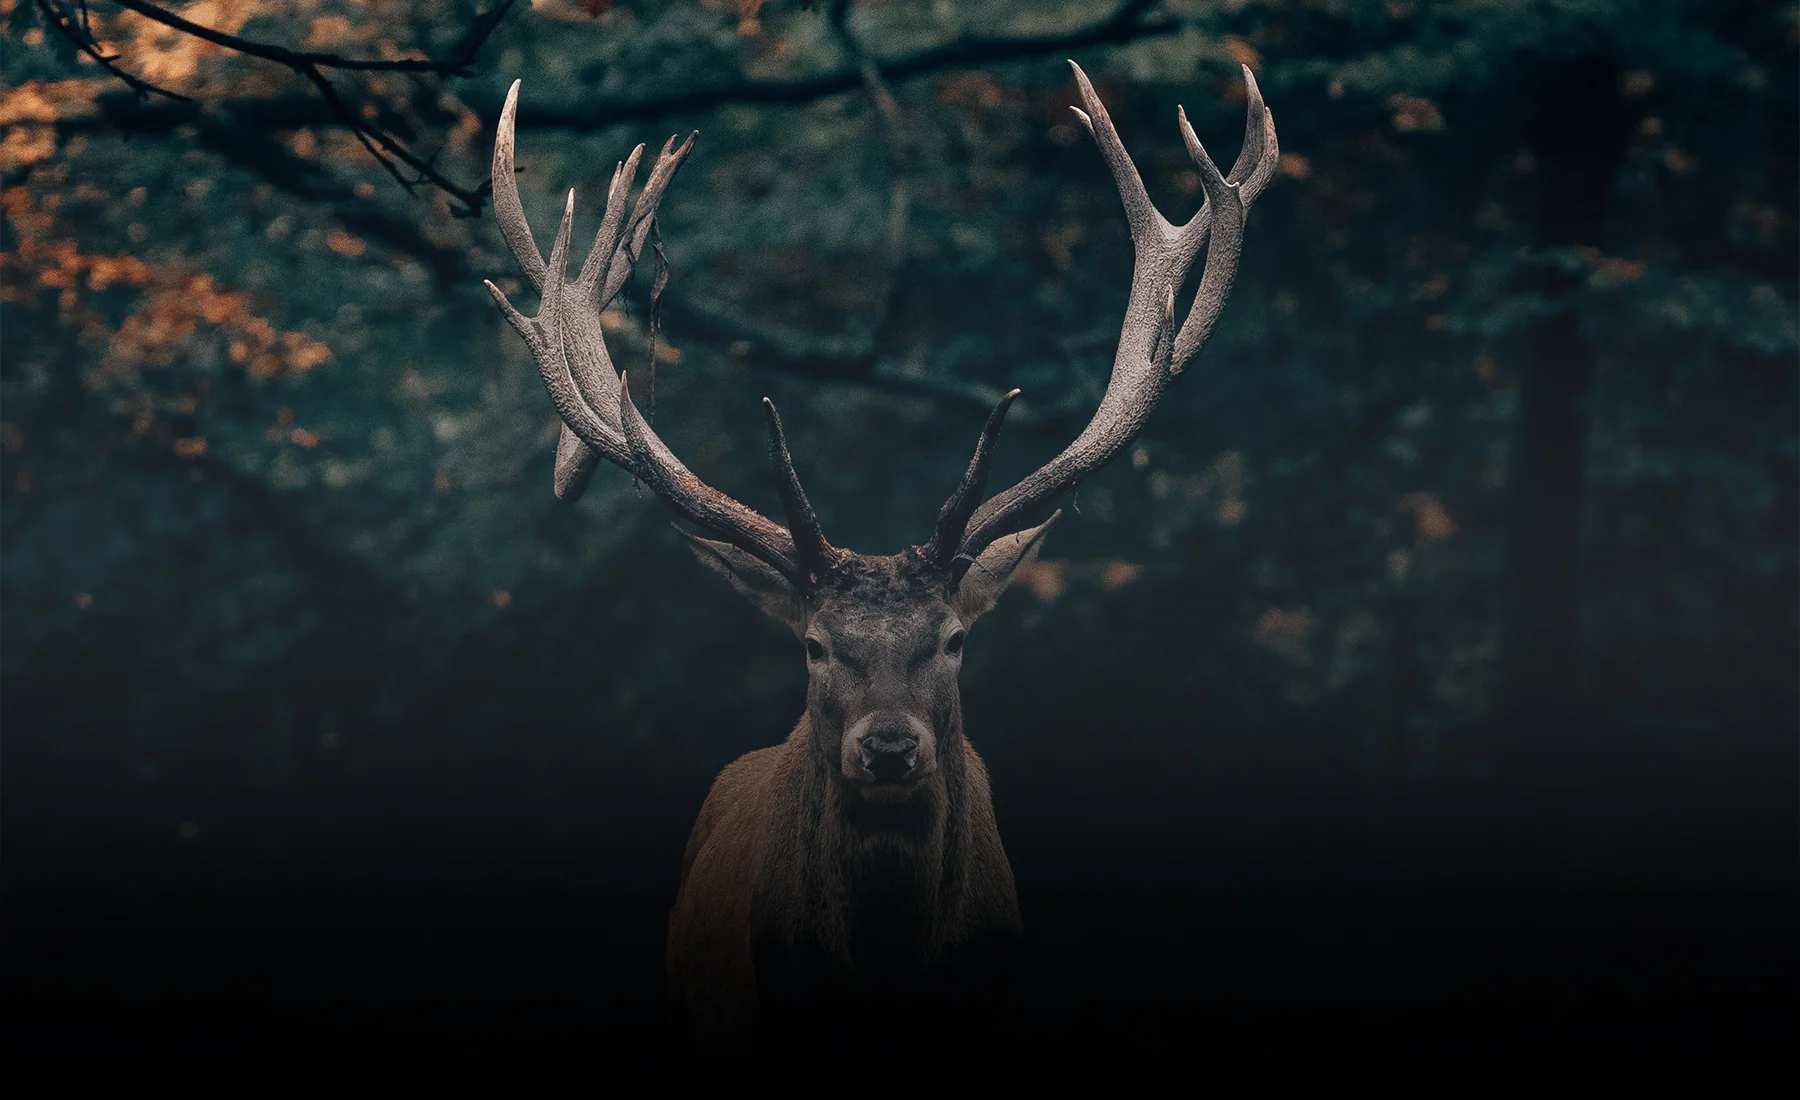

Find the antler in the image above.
[
  {"left": 484, "top": 80, "right": 839, "bottom": 589},
  {"left": 923, "top": 388, "right": 1019, "bottom": 565},
  {"left": 942, "top": 61, "right": 1279, "bottom": 573}
]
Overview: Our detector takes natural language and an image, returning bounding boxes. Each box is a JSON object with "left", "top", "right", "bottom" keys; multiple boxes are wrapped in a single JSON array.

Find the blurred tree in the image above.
[
  {"left": 1501, "top": 55, "right": 1633, "bottom": 735},
  {"left": 2, "top": 0, "right": 1794, "bottom": 794},
  {"left": 3, "top": 0, "right": 1794, "bottom": 1054}
]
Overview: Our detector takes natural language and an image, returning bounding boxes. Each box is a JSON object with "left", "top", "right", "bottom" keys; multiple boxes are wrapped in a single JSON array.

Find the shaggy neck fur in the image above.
[{"left": 760, "top": 713, "right": 976, "bottom": 973}]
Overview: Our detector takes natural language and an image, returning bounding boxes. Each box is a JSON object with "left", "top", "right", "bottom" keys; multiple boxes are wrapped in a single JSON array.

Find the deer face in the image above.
[
  {"left": 683, "top": 521, "right": 1058, "bottom": 797},
  {"left": 803, "top": 563, "right": 961, "bottom": 794},
  {"left": 486, "top": 66, "right": 1276, "bottom": 799}
]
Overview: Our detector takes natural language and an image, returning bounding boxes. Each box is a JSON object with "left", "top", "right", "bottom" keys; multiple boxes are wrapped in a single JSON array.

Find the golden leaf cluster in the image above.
[
  {"left": 1397, "top": 492, "right": 1458, "bottom": 541},
  {"left": 3, "top": 184, "right": 331, "bottom": 384},
  {"left": 1254, "top": 606, "right": 1314, "bottom": 664},
  {"left": 0, "top": 80, "right": 102, "bottom": 169},
  {"left": 1387, "top": 93, "right": 1446, "bottom": 133}
]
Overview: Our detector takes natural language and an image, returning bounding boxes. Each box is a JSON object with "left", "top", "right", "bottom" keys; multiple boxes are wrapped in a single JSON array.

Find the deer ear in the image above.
[
  {"left": 680, "top": 529, "right": 808, "bottom": 636},
  {"left": 952, "top": 510, "right": 1061, "bottom": 624}
]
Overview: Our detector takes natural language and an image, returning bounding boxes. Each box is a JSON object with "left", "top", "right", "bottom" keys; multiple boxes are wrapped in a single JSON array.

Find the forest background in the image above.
[{"left": 4, "top": 0, "right": 1794, "bottom": 1053}]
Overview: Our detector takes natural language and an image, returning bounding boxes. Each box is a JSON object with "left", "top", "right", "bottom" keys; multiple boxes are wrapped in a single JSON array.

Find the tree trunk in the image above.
[{"left": 1500, "top": 56, "right": 1633, "bottom": 732}]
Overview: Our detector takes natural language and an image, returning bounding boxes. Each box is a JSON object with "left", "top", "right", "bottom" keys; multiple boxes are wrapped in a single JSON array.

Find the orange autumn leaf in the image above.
[
  {"left": 120, "top": 0, "right": 257, "bottom": 86},
  {"left": 1013, "top": 559, "right": 1067, "bottom": 603},
  {"left": 1254, "top": 607, "right": 1314, "bottom": 663},
  {"left": 1387, "top": 93, "right": 1446, "bottom": 133},
  {"left": 1222, "top": 37, "right": 1262, "bottom": 69},
  {"left": 3, "top": 182, "right": 333, "bottom": 387},
  {"left": 1100, "top": 561, "right": 1143, "bottom": 591},
  {"left": 0, "top": 80, "right": 102, "bottom": 126},
  {"left": 1398, "top": 493, "right": 1459, "bottom": 541},
  {"left": 324, "top": 228, "right": 366, "bottom": 257},
  {"left": 0, "top": 127, "right": 57, "bottom": 169}
]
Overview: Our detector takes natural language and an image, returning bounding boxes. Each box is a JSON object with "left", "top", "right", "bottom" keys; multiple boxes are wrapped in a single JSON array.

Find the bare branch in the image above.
[
  {"left": 527, "top": 0, "right": 1179, "bottom": 132},
  {"left": 109, "top": 0, "right": 514, "bottom": 77},
  {"left": 826, "top": 0, "right": 913, "bottom": 338},
  {"left": 65, "top": 0, "right": 516, "bottom": 215},
  {"left": 47, "top": 0, "right": 1179, "bottom": 217},
  {"left": 59, "top": 0, "right": 1183, "bottom": 139},
  {"left": 35, "top": 0, "right": 191, "bottom": 103},
  {"left": 656, "top": 293, "right": 1082, "bottom": 434},
  {"left": 297, "top": 62, "right": 491, "bottom": 216}
]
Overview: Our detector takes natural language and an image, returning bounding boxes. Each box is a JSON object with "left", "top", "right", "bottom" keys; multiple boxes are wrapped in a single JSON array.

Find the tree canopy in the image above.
[{"left": 3, "top": 0, "right": 1794, "bottom": 1053}]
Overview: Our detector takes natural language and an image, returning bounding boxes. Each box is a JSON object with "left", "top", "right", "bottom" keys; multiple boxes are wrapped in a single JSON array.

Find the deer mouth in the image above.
[{"left": 849, "top": 744, "right": 935, "bottom": 799}]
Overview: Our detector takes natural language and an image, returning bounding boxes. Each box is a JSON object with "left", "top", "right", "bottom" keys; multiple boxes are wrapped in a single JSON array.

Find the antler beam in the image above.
[
  {"left": 949, "top": 61, "right": 1279, "bottom": 572},
  {"left": 484, "top": 80, "right": 827, "bottom": 590}
]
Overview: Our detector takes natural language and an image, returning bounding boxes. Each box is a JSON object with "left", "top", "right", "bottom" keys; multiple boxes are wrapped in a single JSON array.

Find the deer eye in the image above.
[
  {"left": 944, "top": 630, "right": 966, "bottom": 657},
  {"left": 804, "top": 637, "right": 827, "bottom": 662}
]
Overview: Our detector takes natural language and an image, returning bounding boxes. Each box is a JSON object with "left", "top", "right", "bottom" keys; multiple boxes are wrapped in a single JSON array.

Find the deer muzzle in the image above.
[{"left": 846, "top": 713, "right": 932, "bottom": 787}]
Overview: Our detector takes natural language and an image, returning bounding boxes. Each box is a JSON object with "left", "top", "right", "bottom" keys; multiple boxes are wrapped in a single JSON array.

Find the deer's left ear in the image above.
[
  {"left": 680, "top": 530, "right": 808, "bottom": 637},
  {"left": 952, "top": 510, "right": 1061, "bottom": 624}
]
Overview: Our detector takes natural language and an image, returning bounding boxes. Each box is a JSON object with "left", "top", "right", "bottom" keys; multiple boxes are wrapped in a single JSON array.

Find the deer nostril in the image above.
[{"left": 859, "top": 732, "right": 920, "bottom": 782}]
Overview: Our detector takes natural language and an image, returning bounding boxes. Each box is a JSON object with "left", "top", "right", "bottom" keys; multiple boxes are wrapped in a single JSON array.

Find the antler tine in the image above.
[
  {"left": 951, "top": 63, "right": 1278, "bottom": 572},
  {"left": 484, "top": 83, "right": 810, "bottom": 586},
  {"left": 557, "top": 134, "right": 699, "bottom": 499},
  {"left": 1169, "top": 113, "right": 1246, "bottom": 372},
  {"left": 574, "top": 142, "right": 645, "bottom": 291},
  {"left": 552, "top": 427, "right": 601, "bottom": 502},
  {"left": 1171, "top": 67, "right": 1277, "bottom": 248},
  {"left": 546, "top": 143, "right": 656, "bottom": 498},
  {"left": 1234, "top": 66, "right": 1281, "bottom": 200},
  {"left": 602, "top": 132, "right": 697, "bottom": 306},
  {"left": 493, "top": 81, "right": 624, "bottom": 496},
  {"left": 488, "top": 174, "right": 615, "bottom": 496},
  {"left": 485, "top": 189, "right": 630, "bottom": 464},
  {"left": 1068, "top": 60, "right": 1166, "bottom": 245},
  {"left": 492, "top": 79, "right": 547, "bottom": 288},
  {"left": 761, "top": 398, "right": 839, "bottom": 581},
  {"left": 924, "top": 388, "right": 1020, "bottom": 567},
  {"left": 488, "top": 84, "right": 702, "bottom": 502},
  {"left": 619, "top": 374, "right": 807, "bottom": 586}
]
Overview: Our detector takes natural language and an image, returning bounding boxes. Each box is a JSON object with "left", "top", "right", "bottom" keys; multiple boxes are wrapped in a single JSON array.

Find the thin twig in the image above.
[
  {"left": 297, "top": 62, "right": 491, "bottom": 214},
  {"left": 110, "top": 0, "right": 514, "bottom": 77},
  {"left": 526, "top": 0, "right": 1176, "bottom": 131},
  {"left": 59, "top": 0, "right": 1181, "bottom": 138},
  {"left": 36, "top": 0, "right": 192, "bottom": 103},
  {"left": 47, "top": 1, "right": 1175, "bottom": 244},
  {"left": 825, "top": 0, "right": 913, "bottom": 353},
  {"left": 81, "top": 0, "right": 513, "bottom": 215}
]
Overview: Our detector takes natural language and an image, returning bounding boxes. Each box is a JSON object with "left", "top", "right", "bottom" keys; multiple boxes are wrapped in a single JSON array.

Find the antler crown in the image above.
[{"left": 483, "top": 63, "right": 1277, "bottom": 589}]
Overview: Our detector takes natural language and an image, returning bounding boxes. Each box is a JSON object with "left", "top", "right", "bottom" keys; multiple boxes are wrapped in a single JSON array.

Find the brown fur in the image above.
[
  {"left": 664, "top": 542, "right": 1052, "bottom": 1051},
  {"left": 667, "top": 717, "right": 1020, "bottom": 1050}
]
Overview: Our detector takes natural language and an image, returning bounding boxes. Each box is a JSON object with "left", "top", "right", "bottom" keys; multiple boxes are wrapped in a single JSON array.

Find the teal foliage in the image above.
[{"left": 2, "top": 0, "right": 1793, "bottom": 799}]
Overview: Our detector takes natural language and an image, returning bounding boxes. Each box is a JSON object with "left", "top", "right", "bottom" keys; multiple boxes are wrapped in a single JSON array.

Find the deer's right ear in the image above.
[
  {"left": 680, "top": 530, "right": 808, "bottom": 636},
  {"left": 952, "top": 509, "right": 1062, "bottom": 624}
]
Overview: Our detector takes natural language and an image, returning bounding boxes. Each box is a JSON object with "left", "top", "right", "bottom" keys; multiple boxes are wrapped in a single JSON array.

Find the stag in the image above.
[{"left": 480, "top": 61, "right": 1278, "bottom": 1050}]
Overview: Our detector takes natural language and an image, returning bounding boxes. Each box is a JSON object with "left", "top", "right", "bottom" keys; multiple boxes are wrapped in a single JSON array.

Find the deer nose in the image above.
[{"left": 859, "top": 724, "right": 920, "bottom": 783}]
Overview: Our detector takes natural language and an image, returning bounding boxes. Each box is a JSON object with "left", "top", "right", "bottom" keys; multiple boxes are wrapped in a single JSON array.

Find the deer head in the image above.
[{"left": 483, "top": 62, "right": 1278, "bottom": 797}]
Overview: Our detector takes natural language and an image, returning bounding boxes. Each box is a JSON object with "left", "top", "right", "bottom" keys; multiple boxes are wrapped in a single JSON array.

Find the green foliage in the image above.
[{"left": 2, "top": 0, "right": 1794, "bottom": 797}]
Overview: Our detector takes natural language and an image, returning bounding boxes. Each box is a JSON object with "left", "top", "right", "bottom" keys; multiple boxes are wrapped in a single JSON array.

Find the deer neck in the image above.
[{"left": 776, "top": 714, "right": 972, "bottom": 960}]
